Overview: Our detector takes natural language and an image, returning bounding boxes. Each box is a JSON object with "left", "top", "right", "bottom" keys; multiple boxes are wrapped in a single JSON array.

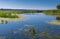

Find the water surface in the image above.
[{"left": 0, "top": 13, "right": 60, "bottom": 39}]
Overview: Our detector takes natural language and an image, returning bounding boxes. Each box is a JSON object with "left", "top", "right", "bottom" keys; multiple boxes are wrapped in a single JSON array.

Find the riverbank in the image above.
[
  {"left": 0, "top": 15, "right": 28, "bottom": 21},
  {"left": 47, "top": 20, "right": 60, "bottom": 25}
]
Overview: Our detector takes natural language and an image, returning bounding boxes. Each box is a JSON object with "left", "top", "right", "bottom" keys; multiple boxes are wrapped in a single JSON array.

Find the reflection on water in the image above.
[{"left": 0, "top": 20, "right": 8, "bottom": 24}]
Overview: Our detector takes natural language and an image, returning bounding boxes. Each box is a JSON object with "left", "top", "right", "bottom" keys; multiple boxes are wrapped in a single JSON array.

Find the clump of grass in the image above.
[
  {"left": 29, "top": 27, "right": 36, "bottom": 36},
  {"left": 0, "top": 13, "right": 18, "bottom": 18}
]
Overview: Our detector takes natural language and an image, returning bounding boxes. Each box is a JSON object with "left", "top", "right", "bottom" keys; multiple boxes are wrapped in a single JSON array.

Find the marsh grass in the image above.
[
  {"left": 5, "top": 26, "right": 60, "bottom": 39},
  {"left": 0, "top": 13, "right": 18, "bottom": 18}
]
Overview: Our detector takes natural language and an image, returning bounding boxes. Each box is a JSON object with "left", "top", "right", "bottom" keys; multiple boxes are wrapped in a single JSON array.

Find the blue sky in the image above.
[{"left": 0, "top": 0, "right": 60, "bottom": 10}]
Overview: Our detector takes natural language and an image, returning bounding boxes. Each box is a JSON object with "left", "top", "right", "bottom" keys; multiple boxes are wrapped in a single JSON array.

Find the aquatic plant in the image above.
[
  {"left": 56, "top": 36, "right": 60, "bottom": 39},
  {"left": 40, "top": 32, "right": 53, "bottom": 39},
  {"left": 5, "top": 26, "right": 60, "bottom": 39},
  {"left": 29, "top": 27, "right": 36, "bottom": 36}
]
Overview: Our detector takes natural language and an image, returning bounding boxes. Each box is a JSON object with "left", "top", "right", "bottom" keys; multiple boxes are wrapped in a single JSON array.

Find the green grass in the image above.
[
  {"left": 0, "top": 10, "right": 38, "bottom": 18},
  {"left": 0, "top": 10, "right": 37, "bottom": 14},
  {"left": 43, "top": 10, "right": 60, "bottom": 17},
  {"left": 0, "top": 13, "right": 18, "bottom": 18}
]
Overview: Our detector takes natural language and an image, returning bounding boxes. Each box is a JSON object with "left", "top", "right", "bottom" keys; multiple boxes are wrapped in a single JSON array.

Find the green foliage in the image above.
[
  {"left": 0, "top": 10, "right": 38, "bottom": 18},
  {"left": 56, "top": 36, "right": 60, "bottom": 39},
  {"left": 43, "top": 10, "right": 60, "bottom": 17},
  {"left": 57, "top": 4, "right": 60, "bottom": 10},
  {"left": 0, "top": 10, "right": 37, "bottom": 14},
  {"left": 40, "top": 32, "right": 53, "bottom": 39},
  {"left": 8, "top": 35, "right": 11, "bottom": 39},
  {"left": 0, "top": 13, "right": 18, "bottom": 18},
  {"left": 29, "top": 27, "right": 36, "bottom": 36},
  {"left": 43, "top": 4, "right": 60, "bottom": 17}
]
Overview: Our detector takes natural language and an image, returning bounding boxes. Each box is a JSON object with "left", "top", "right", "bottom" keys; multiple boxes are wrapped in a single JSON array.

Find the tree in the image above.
[{"left": 57, "top": 4, "right": 60, "bottom": 10}]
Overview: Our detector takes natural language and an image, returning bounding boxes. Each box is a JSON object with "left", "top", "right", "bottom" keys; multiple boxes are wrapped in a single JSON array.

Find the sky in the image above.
[{"left": 0, "top": 0, "right": 60, "bottom": 10}]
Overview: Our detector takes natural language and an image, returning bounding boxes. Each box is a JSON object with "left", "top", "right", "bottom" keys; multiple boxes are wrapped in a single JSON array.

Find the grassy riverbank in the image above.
[
  {"left": 43, "top": 10, "right": 60, "bottom": 17},
  {"left": 0, "top": 9, "right": 42, "bottom": 18},
  {"left": 43, "top": 4, "right": 60, "bottom": 17},
  {"left": 0, "top": 9, "right": 39, "bottom": 14},
  {"left": 0, "top": 13, "right": 18, "bottom": 18},
  {"left": 44, "top": 10, "right": 60, "bottom": 25}
]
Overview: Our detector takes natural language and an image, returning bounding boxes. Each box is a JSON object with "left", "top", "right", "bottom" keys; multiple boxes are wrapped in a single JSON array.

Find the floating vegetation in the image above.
[
  {"left": 29, "top": 27, "right": 36, "bottom": 36},
  {"left": 56, "top": 36, "right": 60, "bottom": 39},
  {"left": 40, "top": 32, "right": 53, "bottom": 39},
  {"left": 7, "top": 35, "right": 11, "bottom": 39},
  {"left": 1, "top": 27, "right": 60, "bottom": 39}
]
